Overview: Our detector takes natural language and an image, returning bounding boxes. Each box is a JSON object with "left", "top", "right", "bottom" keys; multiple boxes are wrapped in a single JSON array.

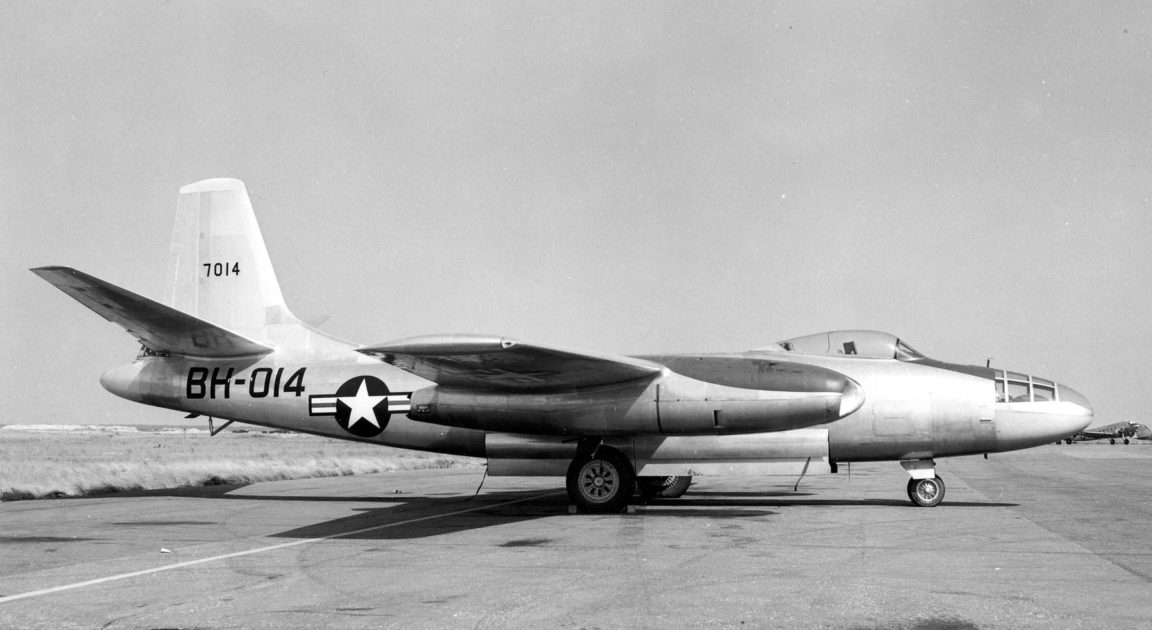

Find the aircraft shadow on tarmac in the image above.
[
  {"left": 263, "top": 491, "right": 788, "bottom": 540},
  {"left": 141, "top": 485, "right": 782, "bottom": 539},
  {"left": 263, "top": 493, "right": 1017, "bottom": 541},
  {"left": 121, "top": 484, "right": 1016, "bottom": 541}
]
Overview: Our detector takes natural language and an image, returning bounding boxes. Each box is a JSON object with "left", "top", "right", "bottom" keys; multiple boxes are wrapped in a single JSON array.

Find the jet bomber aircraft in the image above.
[{"left": 33, "top": 179, "right": 1094, "bottom": 512}]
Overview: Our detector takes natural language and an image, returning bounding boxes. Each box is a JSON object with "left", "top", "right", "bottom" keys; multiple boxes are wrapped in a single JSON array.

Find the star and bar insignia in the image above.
[{"left": 309, "top": 375, "right": 411, "bottom": 437}]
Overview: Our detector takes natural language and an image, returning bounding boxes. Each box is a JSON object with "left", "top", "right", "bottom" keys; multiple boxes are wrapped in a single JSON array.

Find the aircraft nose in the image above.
[
  {"left": 994, "top": 380, "right": 1093, "bottom": 451},
  {"left": 1056, "top": 382, "right": 1095, "bottom": 437},
  {"left": 1057, "top": 383, "right": 1093, "bottom": 415}
]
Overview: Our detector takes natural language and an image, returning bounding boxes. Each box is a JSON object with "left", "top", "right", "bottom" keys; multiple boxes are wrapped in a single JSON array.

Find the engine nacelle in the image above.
[{"left": 407, "top": 370, "right": 862, "bottom": 437}]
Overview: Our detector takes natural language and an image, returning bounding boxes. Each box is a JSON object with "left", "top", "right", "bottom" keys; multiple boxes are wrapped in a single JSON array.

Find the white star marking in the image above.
[{"left": 339, "top": 379, "right": 386, "bottom": 429}]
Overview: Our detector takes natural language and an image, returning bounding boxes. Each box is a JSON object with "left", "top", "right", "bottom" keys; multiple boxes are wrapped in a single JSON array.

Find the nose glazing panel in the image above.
[{"left": 1056, "top": 383, "right": 1092, "bottom": 412}]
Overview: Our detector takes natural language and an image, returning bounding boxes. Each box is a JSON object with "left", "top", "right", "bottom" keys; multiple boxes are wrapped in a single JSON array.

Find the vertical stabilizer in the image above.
[{"left": 165, "top": 178, "right": 295, "bottom": 341}]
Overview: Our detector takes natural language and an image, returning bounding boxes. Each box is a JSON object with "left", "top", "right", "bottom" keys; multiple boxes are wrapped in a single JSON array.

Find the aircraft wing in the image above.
[
  {"left": 1078, "top": 430, "right": 1111, "bottom": 439},
  {"left": 32, "top": 266, "right": 273, "bottom": 358},
  {"left": 358, "top": 335, "right": 664, "bottom": 392}
]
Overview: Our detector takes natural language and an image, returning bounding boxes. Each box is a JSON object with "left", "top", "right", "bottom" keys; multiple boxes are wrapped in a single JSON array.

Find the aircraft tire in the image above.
[
  {"left": 566, "top": 447, "right": 635, "bottom": 513},
  {"left": 637, "top": 475, "right": 692, "bottom": 499},
  {"left": 906, "top": 475, "right": 945, "bottom": 508}
]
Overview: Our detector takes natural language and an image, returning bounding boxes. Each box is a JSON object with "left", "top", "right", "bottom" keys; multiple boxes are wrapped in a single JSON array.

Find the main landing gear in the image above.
[
  {"left": 901, "top": 459, "right": 945, "bottom": 507},
  {"left": 637, "top": 475, "right": 692, "bottom": 499},
  {"left": 565, "top": 444, "right": 695, "bottom": 513},
  {"left": 566, "top": 446, "right": 635, "bottom": 513}
]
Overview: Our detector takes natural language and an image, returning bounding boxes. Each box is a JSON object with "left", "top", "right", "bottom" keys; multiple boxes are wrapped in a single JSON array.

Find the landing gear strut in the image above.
[{"left": 566, "top": 446, "right": 635, "bottom": 513}]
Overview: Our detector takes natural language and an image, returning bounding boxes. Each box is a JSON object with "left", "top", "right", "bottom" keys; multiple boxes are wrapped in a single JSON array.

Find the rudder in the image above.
[{"left": 164, "top": 178, "right": 296, "bottom": 341}]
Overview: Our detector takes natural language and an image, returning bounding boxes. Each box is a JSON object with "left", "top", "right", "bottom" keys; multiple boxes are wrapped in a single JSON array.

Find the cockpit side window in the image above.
[
  {"left": 1006, "top": 371, "right": 1031, "bottom": 402},
  {"left": 995, "top": 371, "right": 1057, "bottom": 403},
  {"left": 1033, "top": 378, "right": 1055, "bottom": 402}
]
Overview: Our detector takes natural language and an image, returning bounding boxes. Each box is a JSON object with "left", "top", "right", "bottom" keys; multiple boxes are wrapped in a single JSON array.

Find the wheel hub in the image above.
[{"left": 580, "top": 462, "right": 618, "bottom": 501}]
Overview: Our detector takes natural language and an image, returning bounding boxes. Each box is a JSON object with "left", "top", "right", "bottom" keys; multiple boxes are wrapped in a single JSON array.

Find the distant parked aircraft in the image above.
[
  {"left": 1064, "top": 421, "right": 1151, "bottom": 444},
  {"left": 33, "top": 178, "right": 1094, "bottom": 511}
]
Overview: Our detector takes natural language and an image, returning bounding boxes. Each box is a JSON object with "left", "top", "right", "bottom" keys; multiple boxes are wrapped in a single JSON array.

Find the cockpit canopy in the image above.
[{"left": 774, "top": 330, "right": 926, "bottom": 361}]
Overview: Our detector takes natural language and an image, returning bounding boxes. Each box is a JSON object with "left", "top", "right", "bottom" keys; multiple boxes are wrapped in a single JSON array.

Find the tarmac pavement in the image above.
[{"left": 1, "top": 443, "right": 1150, "bottom": 629}]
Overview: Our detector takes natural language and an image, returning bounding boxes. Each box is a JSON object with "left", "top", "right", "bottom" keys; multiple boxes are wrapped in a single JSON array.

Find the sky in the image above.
[{"left": 2, "top": 2, "right": 1150, "bottom": 426}]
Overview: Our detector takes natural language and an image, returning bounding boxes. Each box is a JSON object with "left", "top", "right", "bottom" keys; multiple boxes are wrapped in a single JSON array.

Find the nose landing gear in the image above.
[
  {"left": 901, "top": 458, "right": 945, "bottom": 507},
  {"left": 907, "top": 475, "right": 945, "bottom": 507}
]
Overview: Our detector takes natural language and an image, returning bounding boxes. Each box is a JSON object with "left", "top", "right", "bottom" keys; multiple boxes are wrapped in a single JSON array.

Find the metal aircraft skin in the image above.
[
  {"left": 1064, "top": 421, "right": 1151, "bottom": 444},
  {"left": 33, "top": 178, "right": 1095, "bottom": 512}
]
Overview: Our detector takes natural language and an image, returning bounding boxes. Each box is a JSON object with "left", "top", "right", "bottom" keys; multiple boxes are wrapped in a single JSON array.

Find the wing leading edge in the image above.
[
  {"left": 32, "top": 266, "right": 272, "bottom": 358},
  {"left": 358, "top": 334, "right": 665, "bottom": 392}
]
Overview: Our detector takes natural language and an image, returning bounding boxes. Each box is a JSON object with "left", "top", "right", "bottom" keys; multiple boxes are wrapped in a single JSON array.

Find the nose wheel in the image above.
[{"left": 907, "top": 475, "right": 945, "bottom": 507}]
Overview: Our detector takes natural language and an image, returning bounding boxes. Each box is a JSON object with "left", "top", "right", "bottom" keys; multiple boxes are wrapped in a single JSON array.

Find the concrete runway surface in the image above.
[{"left": 2, "top": 444, "right": 1150, "bottom": 629}]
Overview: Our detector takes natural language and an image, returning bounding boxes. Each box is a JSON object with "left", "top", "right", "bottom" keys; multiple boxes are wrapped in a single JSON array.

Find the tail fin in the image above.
[{"left": 164, "top": 178, "right": 296, "bottom": 341}]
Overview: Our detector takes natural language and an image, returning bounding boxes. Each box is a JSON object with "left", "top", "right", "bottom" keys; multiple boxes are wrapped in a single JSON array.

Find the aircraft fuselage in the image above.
[{"left": 100, "top": 329, "right": 1091, "bottom": 471}]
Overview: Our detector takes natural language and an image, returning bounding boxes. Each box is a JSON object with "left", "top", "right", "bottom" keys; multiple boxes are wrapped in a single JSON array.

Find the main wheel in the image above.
[
  {"left": 637, "top": 475, "right": 692, "bottom": 499},
  {"left": 566, "top": 448, "right": 635, "bottom": 513},
  {"left": 906, "top": 475, "right": 945, "bottom": 507}
]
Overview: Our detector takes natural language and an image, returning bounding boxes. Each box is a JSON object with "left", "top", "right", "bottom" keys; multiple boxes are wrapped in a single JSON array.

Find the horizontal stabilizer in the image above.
[
  {"left": 31, "top": 266, "right": 273, "bottom": 358},
  {"left": 359, "top": 334, "right": 664, "bottom": 392}
]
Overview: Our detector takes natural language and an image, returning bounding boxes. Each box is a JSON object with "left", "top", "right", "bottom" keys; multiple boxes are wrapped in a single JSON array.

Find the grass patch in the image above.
[{"left": 0, "top": 428, "right": 482, "bottom": 501}]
